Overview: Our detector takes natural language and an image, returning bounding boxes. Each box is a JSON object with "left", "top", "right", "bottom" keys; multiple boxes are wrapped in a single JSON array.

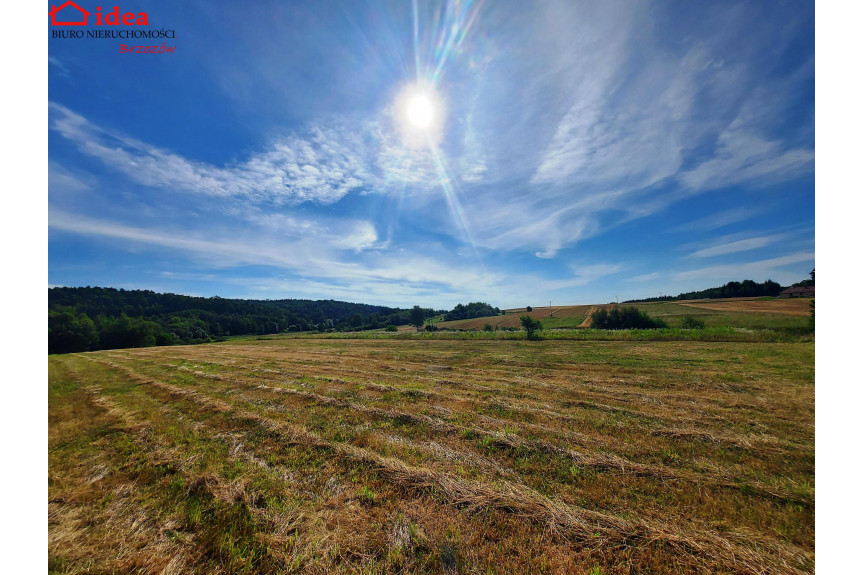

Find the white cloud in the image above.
[
  {"left": 561, "top": 263, "right": 622, "bottom": 287},
  {"left": 48, "top": 161, "right": 90, "bottom": 194},
  {"left": 671, "top": 207, "right": 764, "bottom": 233},
  {"left": 48, "top": 209, "right": 503, "bottom": 299},
  {"left": 48, "top": 56, "right": 69, "bottom": 75},
  {"left": 673, "top": 251, "right": 814, "bottom": 283},
  {"left": 628, "top": 272, "right": 660, "bottom": 283},
  {"left": 679, "top": 126, "right": 814, "bottom": 192},
  {"left": 49, "top": 103, "right": 371, "bottom": 206},
  {"left": 688, "top": 234, "right": 785, "bottom": 258}
]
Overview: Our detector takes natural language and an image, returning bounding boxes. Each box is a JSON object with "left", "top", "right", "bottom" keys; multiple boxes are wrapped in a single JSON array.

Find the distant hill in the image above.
[
  {"left": 625, "top": 279, "right": 784, "bottom": 303},
  {"left": 48, "top": 286, "right": 426, "bottom": 354}
]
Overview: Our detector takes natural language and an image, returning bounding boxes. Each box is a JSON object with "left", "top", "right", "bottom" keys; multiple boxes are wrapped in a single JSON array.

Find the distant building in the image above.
[{"left": 778, "top": 286, "right": 815, "bottom": 298}]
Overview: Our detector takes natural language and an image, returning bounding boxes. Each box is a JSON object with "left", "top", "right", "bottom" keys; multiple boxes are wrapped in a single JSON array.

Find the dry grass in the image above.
[
  {"left": 50, "top": 338, "right": 814, "bottom": 574},
  {"left": 437, "top": 305, "right": 593, "bottom": 330},
  {"left": 677, "top": 299, "right": 813, "bottom": 316}
]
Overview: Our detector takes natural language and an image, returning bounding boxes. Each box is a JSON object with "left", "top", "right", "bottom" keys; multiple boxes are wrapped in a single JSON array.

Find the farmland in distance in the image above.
[{"left": 49, "top": 336, "right": 814, "bottom": 574}]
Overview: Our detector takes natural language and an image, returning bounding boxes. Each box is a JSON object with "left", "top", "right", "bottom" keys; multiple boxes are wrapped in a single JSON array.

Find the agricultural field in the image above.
[
  {"left": 436, "top": 305, "right": 594, "bottom": 330},
  {"left": 49, "top": 337, "right": 814, "bottom": 574},
  {"left": 437, "top": 298, "right": 813, "bottom": 332}
]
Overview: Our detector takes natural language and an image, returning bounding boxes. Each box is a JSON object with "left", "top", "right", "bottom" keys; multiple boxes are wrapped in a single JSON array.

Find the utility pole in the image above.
[{"left": 549, "top": 300, "right": 553, "bottom": 318}]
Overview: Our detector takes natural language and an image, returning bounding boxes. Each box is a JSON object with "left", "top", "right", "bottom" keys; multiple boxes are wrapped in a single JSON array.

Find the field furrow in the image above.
[{"left": 50, "top": 338, "right": 814, "bottom": 574}]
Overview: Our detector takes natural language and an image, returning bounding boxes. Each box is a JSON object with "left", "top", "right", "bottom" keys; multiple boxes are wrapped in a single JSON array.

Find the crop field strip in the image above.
[{"left": 50, "top": 339, "right": 813, "bottom": 574}]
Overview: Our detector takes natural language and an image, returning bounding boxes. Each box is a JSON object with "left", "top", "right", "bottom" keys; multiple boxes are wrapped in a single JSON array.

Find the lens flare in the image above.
[
  {"left": 395, "top": 82, "right": 443, "bottom": 146},
  {"left": 407, "top": 94, "right": 434, "bottom": 129}
]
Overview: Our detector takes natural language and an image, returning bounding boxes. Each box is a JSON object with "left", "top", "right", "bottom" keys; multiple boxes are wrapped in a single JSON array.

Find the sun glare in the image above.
[
  {"left": 407, "top": 93, "right": 434, "bottom": 129},
  {"left": 395, "top": 83, "right": 443, "bottom": 145}
]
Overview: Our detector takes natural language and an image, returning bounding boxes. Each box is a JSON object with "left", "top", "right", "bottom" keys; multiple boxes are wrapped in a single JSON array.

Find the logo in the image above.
[
  {"left": 49, "top": 1, "right": 89, "bottom": 25},
  {"left": 49, "top": 2, "right": 150, "bottom": 26}
]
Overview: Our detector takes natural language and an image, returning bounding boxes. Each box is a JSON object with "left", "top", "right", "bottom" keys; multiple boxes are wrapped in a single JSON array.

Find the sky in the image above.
[{"left": 47, "top": 0, "right": 815, "bottom": 309}]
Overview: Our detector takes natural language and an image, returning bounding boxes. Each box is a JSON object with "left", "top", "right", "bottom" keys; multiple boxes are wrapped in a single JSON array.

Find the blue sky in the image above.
[{"left": 48, "top": 0, "right": 814, "bottom": 309}]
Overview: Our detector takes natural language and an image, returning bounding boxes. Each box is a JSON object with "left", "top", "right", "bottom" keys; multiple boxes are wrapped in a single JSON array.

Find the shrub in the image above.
[
  {"left": 681, "top": 316, "right": 705, "bottom": 329},
  {"left": 520, "top": 315, "right": 543, "bottom": 340},
  {"left": 590, "top": 306, "right": 667, "bottom": 330},
  {"left": 483, "top": 323, "right": 494, "bottom": 332},
  {"left": 424, "top": 324, "right": 438, "bottom": 332},
  {"left": 526, "top": 306, "right": 533, "bottom": 312},
  {"left": 385, "top": 325, "right": 397, "bottom": 332}
]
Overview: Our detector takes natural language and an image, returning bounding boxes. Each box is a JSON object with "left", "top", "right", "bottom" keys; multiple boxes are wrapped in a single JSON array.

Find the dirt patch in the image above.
[{"left": 577, "top": 306, "right": 606, "bottom": 328}]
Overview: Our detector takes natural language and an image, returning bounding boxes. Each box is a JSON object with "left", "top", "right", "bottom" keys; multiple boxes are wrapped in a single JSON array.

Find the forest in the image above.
[{"left": 48, "top": 287, "right": 440, "bottom": 354}]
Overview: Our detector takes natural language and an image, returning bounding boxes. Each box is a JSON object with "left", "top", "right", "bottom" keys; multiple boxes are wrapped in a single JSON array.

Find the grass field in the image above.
[
  {"left": 49, "top": 337, "right": 814, "bottom": 574},
  {"left": 436, "top": 298, "right": 813, "bottom": 332}
]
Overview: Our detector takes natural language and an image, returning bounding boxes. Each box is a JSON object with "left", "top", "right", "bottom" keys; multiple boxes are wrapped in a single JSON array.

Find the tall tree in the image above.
[{"left": 410, "top": 305, "right": 425, "bottom": 329}]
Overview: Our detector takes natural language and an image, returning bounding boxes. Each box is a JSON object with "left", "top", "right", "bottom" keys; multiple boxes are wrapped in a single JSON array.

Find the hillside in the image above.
[
  {"left": 48, "top": 287, "right": 425, "bottom": 353},
  {"left": 436, "top": 297, "right": 813, "bottom": 332}
]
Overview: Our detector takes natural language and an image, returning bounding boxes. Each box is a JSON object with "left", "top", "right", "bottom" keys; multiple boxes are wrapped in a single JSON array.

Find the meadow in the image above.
[
  {"left": 436, "top": 298, "right": 813, "bottom": 332},
  {"left": 49, "top": 335, "right": 814, "bottom": 574}
]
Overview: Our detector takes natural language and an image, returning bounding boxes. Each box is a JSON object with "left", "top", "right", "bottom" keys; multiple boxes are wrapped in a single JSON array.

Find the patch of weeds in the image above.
[
  {"left": 357, "top": 485, "right": 377, "bottom": 505},
  {"left": 558, "top": 462, "right": 594, "bottom": 484},
  {"left": 185, "top": 495, "right": 205, "bottom": 526},
  {"left": 661, "top": 449, "right": 681, "bottom": 465},
  {"left": 459, "top": 429, "right": 478, "bottom": 441},
  {"left": 477, "top": 436, "right": 496, "bottom": 451}
]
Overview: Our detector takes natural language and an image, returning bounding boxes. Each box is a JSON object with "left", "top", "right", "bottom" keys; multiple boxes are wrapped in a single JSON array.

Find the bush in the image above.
[
  {"left": 590, "top": 306, "right": 667, "bottom": 330},
  {"left": 526, "top": 306, "right": 533, "bottom": 312},
  {"left": 385, "top": 325, "right": 397, "bottom": 332},
  {"left": 483, "top": 323, "right": 494, "bottom": 332},
  {"left": 520, "top": 315, "right": 543, "bottom": 340},
  {"left": 680, "top": 316, "right": 705, "bottom": 329},
  {"left": 424, "top": 324, "right": 438, "bottom": 332}
]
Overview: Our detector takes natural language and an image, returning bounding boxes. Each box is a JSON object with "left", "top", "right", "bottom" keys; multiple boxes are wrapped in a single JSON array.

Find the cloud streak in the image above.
[
  {"left": 50, "top": 103, "right": 372, "bottom": 206},
  {"left": 688, "top": 234, "right": 786, "bottom": 259}
]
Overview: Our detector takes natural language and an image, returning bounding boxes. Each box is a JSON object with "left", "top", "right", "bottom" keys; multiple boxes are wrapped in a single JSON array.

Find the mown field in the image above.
[
  {"left": 437, "top": 298, "right": 813, "bottom": 332},
  {"left": 49, "top": 337, "right": 814, "bottom": 574}
]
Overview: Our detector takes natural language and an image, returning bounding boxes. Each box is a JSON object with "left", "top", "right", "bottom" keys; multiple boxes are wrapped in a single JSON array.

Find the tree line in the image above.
[
  {"left": 48, "top": 287, "right": 441, "bottom": 354},
  {"left": 443, "top": 302, "right": 500, "bottom": 321},
  {"left": 625, "top": 279, "right": 784, "bottom": 303}
]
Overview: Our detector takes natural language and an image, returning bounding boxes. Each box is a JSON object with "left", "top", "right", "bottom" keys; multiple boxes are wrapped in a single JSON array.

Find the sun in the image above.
[
  {"left": 407, "top": 93, "right": 435, "bottom": 129},
  {"left": 395, "top": 82, "right": 444, "bottom": 146}
]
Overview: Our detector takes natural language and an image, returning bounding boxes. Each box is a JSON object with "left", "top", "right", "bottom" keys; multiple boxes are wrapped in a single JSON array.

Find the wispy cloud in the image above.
[
  {"left": 688, "top": 234, "right": 785, "bottom": 258},
  {"left": 562, "top": 263, "right": 622, "bottom": 287},
  {"left": 679, "top": 125, "right": 814, "bottom": 192},
  {"left": 628, "top": 272, "right": 660, "bottom": 283},
  {"left": 48, "top": 209, "right": 502, "bottom": 298},
  {"left": 50, "top": 103, "right": 372, "bottom": 206},
  {"left": 48, "top": 56, "right": 70, "bottom": 76},
  {"left": 673, "top": 251, "right": 814, "bottom": 284},
  {"left": 670, "top": 207, "right": 764, "bottom": 233}
]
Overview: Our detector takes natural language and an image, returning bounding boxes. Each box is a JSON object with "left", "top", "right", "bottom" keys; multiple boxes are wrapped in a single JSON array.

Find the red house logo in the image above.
[{"left": 49, "top": 1, "right": 90, "bottom": 26}]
